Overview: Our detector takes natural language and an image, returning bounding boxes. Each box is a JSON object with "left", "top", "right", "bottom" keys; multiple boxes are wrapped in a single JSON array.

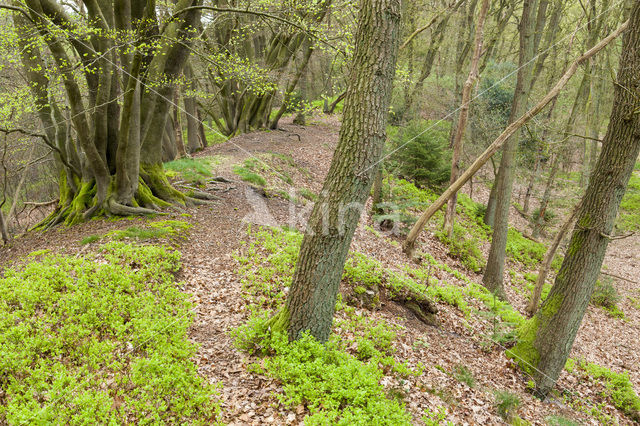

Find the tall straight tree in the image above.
[
  {"left": 272, "top": 0, "right": 401, "bottom": 342},
  {"left": 482, "top": 0, "right": 539, "bottom": 297},
  {"left": 510, "top": 2, "right": 638, "bottom": 399}
]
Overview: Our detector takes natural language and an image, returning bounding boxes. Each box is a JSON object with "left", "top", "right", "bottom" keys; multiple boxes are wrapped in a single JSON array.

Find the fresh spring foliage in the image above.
[
  {"left": 0, "top": 243, "right": 221, "bottom": 424},
  {"left": 80, "top": 220, "right": 192, "bottom": 245},
  {"left": 232, "top": 226, "right": 415, "bottom": 424}
]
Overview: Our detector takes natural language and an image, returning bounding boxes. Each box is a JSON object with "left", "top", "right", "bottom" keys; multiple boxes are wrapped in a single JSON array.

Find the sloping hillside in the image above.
[{"left": 1, "top": 117, "right": 638, "bottom": 425}]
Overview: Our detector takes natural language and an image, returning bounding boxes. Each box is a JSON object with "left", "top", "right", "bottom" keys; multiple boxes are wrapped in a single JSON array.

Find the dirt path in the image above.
[{"left": 1, "top": 117, "right": 639, "bottom": 424}]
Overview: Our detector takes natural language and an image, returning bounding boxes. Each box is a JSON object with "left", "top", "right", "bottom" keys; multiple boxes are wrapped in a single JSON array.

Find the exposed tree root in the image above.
[{"left": 32, "top": 164, "right": 215, "bottom": 230}]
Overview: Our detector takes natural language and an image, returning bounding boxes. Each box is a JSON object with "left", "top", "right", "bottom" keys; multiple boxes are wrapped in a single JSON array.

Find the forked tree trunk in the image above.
[
  {"left": 510, "top": 5, "right": 639, "bottom": 399},
  {"left": 272, "top": 0, "right": 401, "bottom": 343}
]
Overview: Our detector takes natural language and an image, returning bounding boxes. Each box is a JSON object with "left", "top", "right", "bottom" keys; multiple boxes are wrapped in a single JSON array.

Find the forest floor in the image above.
[{"left": 1, "top": 115, "right": 639, "bottom": 425}]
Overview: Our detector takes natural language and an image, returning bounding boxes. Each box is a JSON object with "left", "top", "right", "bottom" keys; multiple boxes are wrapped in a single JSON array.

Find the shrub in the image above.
[
  {"left": 390, "top": 120, "right": 452, "bottom": 188},
  {"left": 591, "top": 276, "right": 619, "bottom": 309},
  {"left": 532, "top": 207, "right": 556, "bottom": 225},
  {"left": 591, "top": 276, "right": 624, "bottom": 317}
]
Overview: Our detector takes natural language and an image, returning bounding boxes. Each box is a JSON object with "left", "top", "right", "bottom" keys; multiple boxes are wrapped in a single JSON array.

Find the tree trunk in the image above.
[
  {"left": 531, "top": 155, "right": 558, "bottom": 238},
  {"left": 443, "top": 0, "right": 489, "bottom": 238},
  {"left": 371, "top": 165, "right": 384, "bottom": 214},
  {"left": 526, "top": 201, "right": 581, "bottom": 316},
  {"left": 401, "top": 20, "right": 628, "bottom": 257},
  {"left": 510, "top": 5, "right": 639, "bottom": 399},
  {"left": 483, "top": 0, "right": 538, "bottom": 297},
  {"left": 274, "top": 0, "right": 400, "bottom": 343}
]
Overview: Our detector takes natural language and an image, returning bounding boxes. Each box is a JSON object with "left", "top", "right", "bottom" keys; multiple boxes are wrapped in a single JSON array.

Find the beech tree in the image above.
[
  {"left": 270, "top": 0, "right": 401, "bottom": 342},
  {"left": 3, "top": 0, "right": 211, "bottom": 227},
  {"left": 510, "top": 2, "right": 638, "bottom": 399}
]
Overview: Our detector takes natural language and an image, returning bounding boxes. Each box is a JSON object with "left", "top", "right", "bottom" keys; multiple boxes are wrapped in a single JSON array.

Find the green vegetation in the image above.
[
  {"left": 233, "top": 161, "right": 268, "bottom": 187},
  {"left": 575, "top": 360, "right": 640, "bottom": 421},
  {"left": 232, "top": 226, "right": 414, "bottom": 424},
  {"left": 505, "top": 228, "right": 547, "bottom": 268},
  {"left": 164, "top": 156, "right": 222, "bottom": 185},
  {"left": 80, "top": 220, "right": 192, "bottom": 244},
  {"left": 233, "top": 154, "right": 302, "bottom": 188},
  {"left": 618, "top": 168, "right": 640, "bottom": 231},
  {"left": 248, "top": 332, "right": 411, "bottom": 425},
  {"left": 591, "top": 276, "right": 624, "bottom": 318},
  {"left": 545, "top": 414, "right": 580, "bottom": 426},
  {"left": 0, "top": 243, "right": 221, "bottom": 424},
  {"left": 435, "top": 223, "right": 485, "bottom": 272},
  {"left": 388, "top": 119, "right": 452, "bottom": 188},
  {"left": 494, "top": 390, "right": 521, "bottom": 421},
  {"left": 453, "top": 364, "right": 476, "bottom": 388}
]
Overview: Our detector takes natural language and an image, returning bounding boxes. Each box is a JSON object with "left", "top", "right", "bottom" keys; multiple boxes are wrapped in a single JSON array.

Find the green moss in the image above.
[{"left": 141, "top": 162, "right": 186, "bottom": 205}]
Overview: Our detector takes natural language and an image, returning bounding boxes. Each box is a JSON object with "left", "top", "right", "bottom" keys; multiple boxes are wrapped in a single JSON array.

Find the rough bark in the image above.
[
  {"left": 274, "top": 0, "right": 401, "bottom": 342},
  {"left": 510, "top": 3, "right": 640, "bottom": 398},
  {"left": 11, "top": 0, "right": 204, "bottom": 227},
  {"left": 526, "top": 201, "right": 581, "bottom": 316}
]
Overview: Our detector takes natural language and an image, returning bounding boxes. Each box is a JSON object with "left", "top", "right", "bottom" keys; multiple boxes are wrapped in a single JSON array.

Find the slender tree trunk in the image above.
[
  {"left": 173, "top": 93, "right": 188, "bottom": 158},
  {"left": 275, "top": 0, "right": 401, "bottom": 343},
  {"left": 510, "top": 6, "right": 639, "bottom": 400},
  {"left": 371, "top": 165, "right": 384, "bottom": 214},
  {"left": 531, "top": 156, "right": 558, "bottom": 238},
  {"left": 401, "top": 21, "right": 628, "bottom": 257},
  {"left": 483, "top": 0, "right": 538, "bottom": 297},
  {"left": 443, "top": 0, "right": 489, "bottom": 238},
  {"left": 526, "top": 201, "right": 581, "bottom": 316}
]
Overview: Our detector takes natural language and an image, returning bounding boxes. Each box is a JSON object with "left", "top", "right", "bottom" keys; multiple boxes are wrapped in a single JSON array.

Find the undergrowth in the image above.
[
  {"left": 618, "top": 169, "right": 640, "bottom": 231},
  {"left": 0, "top": 243, "right": 221, "bottom": 424},
  {"left": 80, "top": 220, "right": 192, "bottom": 245},
  {"left": 164, "top": 156, "right": 222, "bottom": 185},
  {"left": 233, "top": 225, "right": 640, "bottom": 424}
]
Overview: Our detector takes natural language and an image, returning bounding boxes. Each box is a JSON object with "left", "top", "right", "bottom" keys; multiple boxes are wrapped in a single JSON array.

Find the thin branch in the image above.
[
  {"left": 0, "top": 5, "right": 35, "bottom": 23},
  {"left": 400, "top": 0, "right": 466, "bottom": 50},
  {"left": 600, "top": 231, "right": 635, "bottom": 240},
  {"left": 0, "top": 127, "right": 81, "bottom": 176},
  {"left": 600, "top": 270, "right": 640, "bottom": 285},
  {"left": 171, "top": 6, "right": 340, "bottom": 52}
]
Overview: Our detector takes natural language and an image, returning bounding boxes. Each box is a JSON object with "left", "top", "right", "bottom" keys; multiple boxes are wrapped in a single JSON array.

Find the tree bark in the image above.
[
  {"left": 401, "top": 20, "right": 628, "bottom": 257},
  {"left": 510, "top": 3, "right": 640, "bottom": 399},
  {"left": 443, "top": 0, "right": 489, "bottom": 238},
  {"left": 526, "top": 201, "right": 581, "bottom": 316},
  {"left": 482, "top": 0, "right": 538, "bottom": 297},
  {"left": 276, "top": 0, "right": 401, "bottom": 343}
]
